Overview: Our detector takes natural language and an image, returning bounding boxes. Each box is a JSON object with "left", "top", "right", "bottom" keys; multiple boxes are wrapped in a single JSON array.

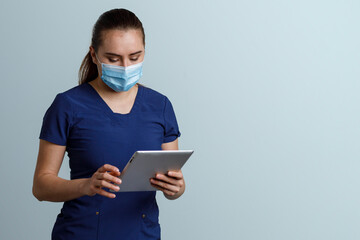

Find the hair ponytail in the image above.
[
  {"left": 78, "top": 51, "right": 99, "bottom": 85},
  {"left": 78, "top": 8, "right": 145, "bottom": 85}
]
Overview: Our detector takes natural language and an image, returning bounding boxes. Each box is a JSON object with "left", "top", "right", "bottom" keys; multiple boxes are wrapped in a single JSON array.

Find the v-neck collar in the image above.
[{"left": 85, "top": 82, "right": 143, "bottom": 120}]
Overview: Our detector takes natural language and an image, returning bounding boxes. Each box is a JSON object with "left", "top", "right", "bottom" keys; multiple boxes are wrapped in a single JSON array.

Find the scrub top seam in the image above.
[
  {"left": 61, "top": 93, "right": 75, "bottom": 132},
  {"left": 162, "top": 97, "right": 168, "bottom": 144}
]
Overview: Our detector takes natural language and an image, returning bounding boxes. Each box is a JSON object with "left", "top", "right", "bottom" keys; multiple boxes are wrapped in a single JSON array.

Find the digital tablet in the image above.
[{"left": 112, "top": 150, "right": 194, "bottom": 192}]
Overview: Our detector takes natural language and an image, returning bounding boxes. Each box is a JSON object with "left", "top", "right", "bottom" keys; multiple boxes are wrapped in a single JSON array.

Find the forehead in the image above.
[{"left": 99, "top": 29, "right": 144, "bottom": 55}]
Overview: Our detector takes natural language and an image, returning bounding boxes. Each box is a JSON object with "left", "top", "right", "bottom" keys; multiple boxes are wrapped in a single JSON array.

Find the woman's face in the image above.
[{"left": 90, "top": 29, "right": 145, "bottom": 70}]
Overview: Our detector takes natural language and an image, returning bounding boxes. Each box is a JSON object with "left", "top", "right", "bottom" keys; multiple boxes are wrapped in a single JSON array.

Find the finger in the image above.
[
  {"left": 109, "top": 170, "right": 121, "bottom": 177},
  {"left": 151, "top": 183, "right": 175, "bottom": 196},
  {"left": 98, "top": 164, "right": 120, "bottom": 173},
  {"left": 167, "top": 170, "right": 183, "bottom": 179},
  {"left": 150, "top": 183, "right": 176, "bottom": 196},
  {"left": 155, "top": 174, "right": 178, "bottom": 186},
  {"left": 94, "top": 179, "right": 120, "bottom": 192},
  {"left": 93, "top": 187, "right": 116, "bottom": 198},
  {"left": 97, "top": 172, "right": 122, "bottom": 185},
  {"left": 150, "top": 178, "right": 180, "bottom": 193}
]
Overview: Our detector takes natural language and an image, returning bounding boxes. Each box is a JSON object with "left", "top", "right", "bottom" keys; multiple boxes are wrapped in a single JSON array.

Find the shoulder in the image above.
[
  {"left": 140, "top": 84, "right": 171, "bottom": 106},
  {"left": 45, "top": 84, "right": 90, "bottom": 115},
  {"left": 52, "top": 83, "right": 90, "bottom": 106},
  {"left": 59, "top": 83, "right": 88, "bottom": 99},
  {"left": 141, "top": 84, "right": 167, "bottom": 100}
]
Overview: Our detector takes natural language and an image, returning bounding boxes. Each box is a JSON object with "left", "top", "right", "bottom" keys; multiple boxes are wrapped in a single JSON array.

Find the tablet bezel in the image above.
[{"left": 112, "top": 150, "right": 193, "bottom": 192}]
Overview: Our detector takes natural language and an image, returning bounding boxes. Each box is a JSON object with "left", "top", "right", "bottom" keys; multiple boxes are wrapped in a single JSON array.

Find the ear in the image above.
[{"left": 89, "top": 46, "right": 97, "bottom": 65}]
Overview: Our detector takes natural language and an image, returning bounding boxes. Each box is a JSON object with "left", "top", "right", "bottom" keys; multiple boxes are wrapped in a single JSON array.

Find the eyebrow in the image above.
[{"left": 105, "top": 51, "right": 142, "bottom": 57}]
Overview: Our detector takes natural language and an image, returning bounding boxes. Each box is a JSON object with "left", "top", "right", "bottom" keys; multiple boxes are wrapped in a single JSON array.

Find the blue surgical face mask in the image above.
[{"left": 95, "top": 54, "right": 143, "bottom": 92}]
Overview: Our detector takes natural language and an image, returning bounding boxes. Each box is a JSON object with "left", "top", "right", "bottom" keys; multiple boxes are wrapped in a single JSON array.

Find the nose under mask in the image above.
[{"left": 95, "top": 54, "right": 143, "bottom": 92}]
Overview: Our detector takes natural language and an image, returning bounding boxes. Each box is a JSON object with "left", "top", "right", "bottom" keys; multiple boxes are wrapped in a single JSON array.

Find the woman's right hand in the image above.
[{"left": 82, "top": 164, "right": 122, "bottom": 198}]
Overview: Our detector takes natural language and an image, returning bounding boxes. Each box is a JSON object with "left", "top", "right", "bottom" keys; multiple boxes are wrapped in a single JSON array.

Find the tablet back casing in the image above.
[{"left": 117, "top": 150, "right": 193, "bottom": 192}]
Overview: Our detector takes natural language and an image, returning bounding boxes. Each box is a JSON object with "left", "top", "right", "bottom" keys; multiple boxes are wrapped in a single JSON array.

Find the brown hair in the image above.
[{"left": 78, "top": 8, "right": 145, "bottom": 85}]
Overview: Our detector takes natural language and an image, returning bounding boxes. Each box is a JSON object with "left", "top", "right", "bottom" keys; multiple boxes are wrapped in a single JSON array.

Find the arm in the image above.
[
  {"left": 32, "top": 139, "right": 122, "bottom": 202},
  {"left": 150, "top": 138, "right": 186, "bottom": 200}
]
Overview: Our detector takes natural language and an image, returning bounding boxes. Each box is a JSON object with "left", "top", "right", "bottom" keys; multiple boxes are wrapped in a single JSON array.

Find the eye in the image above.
[
  {"left": 109, "top": 58, "right": 119, "bottom": 63},
  {"left": 130, "top": 57, "right": 139, "bottom": 61}
]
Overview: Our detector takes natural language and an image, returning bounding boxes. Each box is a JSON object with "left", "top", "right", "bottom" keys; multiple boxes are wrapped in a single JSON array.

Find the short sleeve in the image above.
[
  {"left": 163, "top": 97, "right": 181, "bottom": 143},
  {"left": 39, "top": 93, "right": 73, "bottom": 146}
]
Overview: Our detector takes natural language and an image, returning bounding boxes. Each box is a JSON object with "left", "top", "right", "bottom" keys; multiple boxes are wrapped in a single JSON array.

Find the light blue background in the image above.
[{"left": 1, "top": 0, "right": 359, "bottom": 239}]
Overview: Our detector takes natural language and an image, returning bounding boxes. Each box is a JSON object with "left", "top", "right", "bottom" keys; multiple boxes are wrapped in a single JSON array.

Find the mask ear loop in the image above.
[
  {"left": 94, "top": 53, "right": 105, "bottom": 82},
  {"left": 94, "top": 53, "right": 102, "bottom": 65}
]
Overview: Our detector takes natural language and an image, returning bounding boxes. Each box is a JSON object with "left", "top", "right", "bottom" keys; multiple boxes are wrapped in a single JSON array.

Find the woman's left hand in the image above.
[{"left": 150, "top": 170, "right": 185, "bottom": 199}]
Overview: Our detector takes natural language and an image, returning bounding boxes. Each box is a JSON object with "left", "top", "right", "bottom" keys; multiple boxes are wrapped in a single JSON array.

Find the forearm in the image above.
[{"left": 33, "top": 174, "right": 88, "bottom": 202}]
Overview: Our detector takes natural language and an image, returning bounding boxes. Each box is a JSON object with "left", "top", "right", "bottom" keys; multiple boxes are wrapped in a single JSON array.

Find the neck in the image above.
[{"left": 91, "top": 77, "right": 138, "bottom": 101}]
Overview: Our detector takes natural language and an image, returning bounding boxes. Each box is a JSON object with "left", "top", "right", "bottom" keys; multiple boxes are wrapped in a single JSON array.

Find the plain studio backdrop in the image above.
[{"left": 1, "top": 0, "right": 359, "bottom": 239}]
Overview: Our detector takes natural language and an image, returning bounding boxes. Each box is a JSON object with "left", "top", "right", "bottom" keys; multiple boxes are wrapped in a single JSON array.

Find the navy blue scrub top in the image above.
[{"left": 39, "top": 82, "right": 181, "bottom": 240}]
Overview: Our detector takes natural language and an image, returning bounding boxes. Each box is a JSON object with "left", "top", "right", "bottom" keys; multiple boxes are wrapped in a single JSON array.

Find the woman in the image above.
[{"left": 32, "top": 8, "right": 184, "bottom": 240}]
